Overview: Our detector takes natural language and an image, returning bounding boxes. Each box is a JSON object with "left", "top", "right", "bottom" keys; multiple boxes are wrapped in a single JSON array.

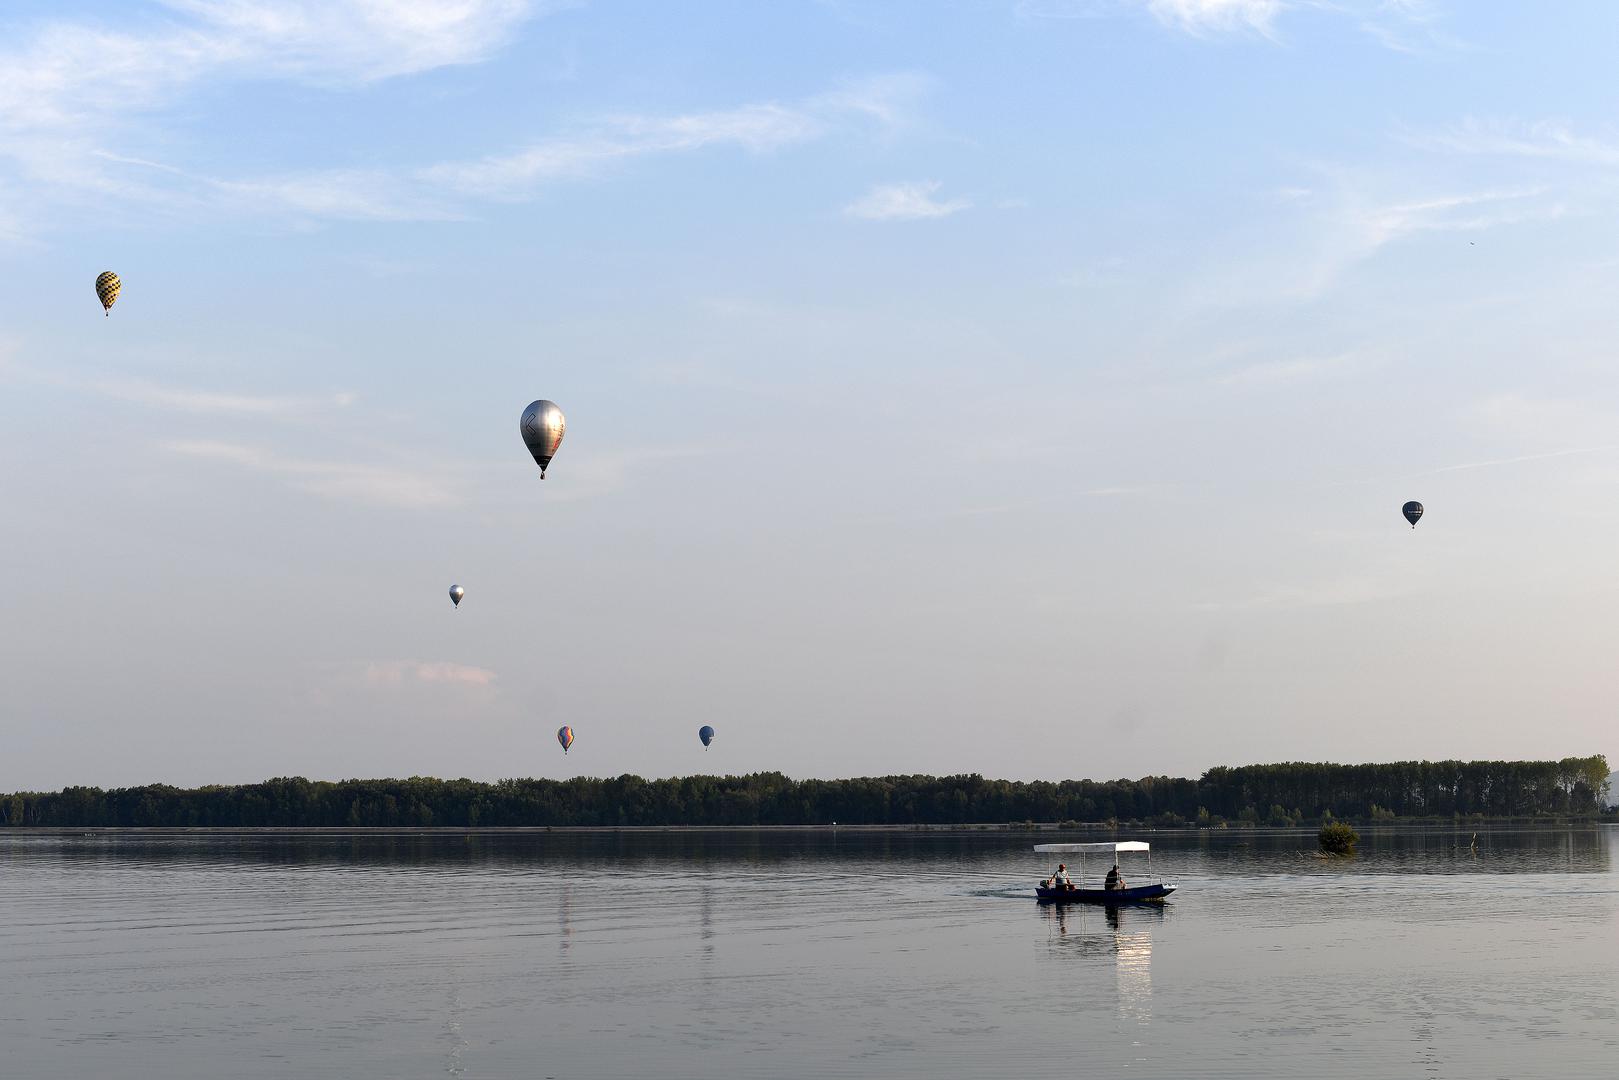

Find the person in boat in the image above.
[
  {"left": 1104, "top": 863, "right": 1126, "bottom": 891},
  {"left": 1051, "top": 863, "right": 1073, "bottom": 890}
]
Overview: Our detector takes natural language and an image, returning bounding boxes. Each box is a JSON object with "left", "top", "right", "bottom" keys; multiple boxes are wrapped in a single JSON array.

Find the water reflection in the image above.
[
  {"left": 558, "top": 883, "right": 573, "bottom": 960},
  {"left": 3, "top": 825, "right": 1610, "bottom": 877},
  {"left": 444, "top": 981, "right": 467, "bottom": 1079},
  {"left": 1041, "top": 903, "right": 1158, "bottom": 1027},
  {"left": 0, "top": 827, "right": 1612, "bottom": 1080},
  {"left": 699, "top": 883, "right": 716, "bottom": 964},
  {"left": 1112, "top": 911, "right": 1152, "bottom": 1026}
]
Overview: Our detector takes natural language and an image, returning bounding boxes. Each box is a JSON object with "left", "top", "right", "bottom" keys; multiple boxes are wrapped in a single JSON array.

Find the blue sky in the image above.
[{"left": 4, "top": 1, "right": 1619, "bottom": 789}]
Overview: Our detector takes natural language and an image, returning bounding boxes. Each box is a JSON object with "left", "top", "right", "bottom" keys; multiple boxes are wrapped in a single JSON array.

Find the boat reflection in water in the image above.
[
  {"left": 1044, "top": 901, "right": 1160, "bottom": 1027},
  {"left": 1110, "top": 906, "right": 1153, "bottom": 1026}
]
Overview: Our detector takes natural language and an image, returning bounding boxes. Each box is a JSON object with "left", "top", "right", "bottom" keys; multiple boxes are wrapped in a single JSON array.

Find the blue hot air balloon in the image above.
[
  {"left": 557, "top": 726, "right": 574, "bottom": 753},
  {"left": 698, "top": 725, "right": 715, "bottom": 749},
  {"left": 1402, "top": 501, "right": 1424, "bottom": 529}
]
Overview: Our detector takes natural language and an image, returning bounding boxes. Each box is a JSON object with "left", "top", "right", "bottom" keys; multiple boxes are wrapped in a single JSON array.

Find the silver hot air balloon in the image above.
[
  {"left": 449, "top": 584, "right": 464, "bottom": 609},
  {"left": 520, "top": 400, "right": 566, "bottom": 478}
]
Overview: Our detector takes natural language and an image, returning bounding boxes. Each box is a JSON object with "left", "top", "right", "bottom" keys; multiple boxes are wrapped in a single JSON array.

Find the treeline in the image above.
[{"left": 0, "top": 756, "right": 1608, "bottom": 828}]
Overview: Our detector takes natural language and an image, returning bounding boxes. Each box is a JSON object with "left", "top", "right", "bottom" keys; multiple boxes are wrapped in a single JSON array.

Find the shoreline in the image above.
[{"left": 1, "top": 819, "right": 1610, "bottom": 838}]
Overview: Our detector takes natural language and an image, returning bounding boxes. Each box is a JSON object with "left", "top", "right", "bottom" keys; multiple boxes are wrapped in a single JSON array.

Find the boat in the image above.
[{"left": 1033, "top": 840, "right": 1177, "bottom": 904}]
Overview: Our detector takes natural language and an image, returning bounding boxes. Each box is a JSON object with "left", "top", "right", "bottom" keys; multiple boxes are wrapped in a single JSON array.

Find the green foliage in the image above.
[
  {"left": 1319, "top": 821, "right": 1359, "bottom": 856},
  {"left": 1265, "top": 804, "right": 1302, "bottom": 827},
  {"left": 0, "top": 755, "right": 1605, "bottom": 828}
]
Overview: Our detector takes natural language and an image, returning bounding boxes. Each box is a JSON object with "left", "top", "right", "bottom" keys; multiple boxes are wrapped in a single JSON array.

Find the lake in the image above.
[{"left": 1, "top": 827, "right": 1614, "bottom": 1078}]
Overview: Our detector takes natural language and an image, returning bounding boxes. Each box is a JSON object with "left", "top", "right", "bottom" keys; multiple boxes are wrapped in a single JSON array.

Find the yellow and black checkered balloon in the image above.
[{"left": 95, "top": 271, "right": 121, "bottom": 315}]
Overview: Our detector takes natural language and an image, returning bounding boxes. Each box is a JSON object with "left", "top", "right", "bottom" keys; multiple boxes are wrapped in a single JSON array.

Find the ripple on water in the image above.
[{"left": 0, "top": 827, "right": 1614, "bottom": 1079}]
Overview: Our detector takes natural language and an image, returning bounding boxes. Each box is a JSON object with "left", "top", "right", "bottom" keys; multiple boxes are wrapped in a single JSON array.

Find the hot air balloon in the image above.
[
  {"left": 557, "top": 726, "right": 574, "bottom": 753},
  {"left": 699, "top": 725, "right": 715, "bottom": 749},
  {"left": 1402, "top": 501, "right": 1424, "bottom": 529},
  {"left": 449, "top": 584, "right": 464, "bottom": 609},
  {"left": 95, "top": 271, "right": 121, "bottom": 315},
  {"left": 520, "top": 400, "right": 566, "bottom": 478}
]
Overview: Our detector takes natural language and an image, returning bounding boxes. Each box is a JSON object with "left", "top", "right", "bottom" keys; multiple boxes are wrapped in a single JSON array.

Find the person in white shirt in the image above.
[{"left": 1051, "top": 863, "right": 1072, "bottom": 889}]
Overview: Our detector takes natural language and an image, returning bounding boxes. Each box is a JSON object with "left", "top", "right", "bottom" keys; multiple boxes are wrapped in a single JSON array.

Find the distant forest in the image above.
[{"left": 1, "top": 756, "right": 1609, "bottom": 828}]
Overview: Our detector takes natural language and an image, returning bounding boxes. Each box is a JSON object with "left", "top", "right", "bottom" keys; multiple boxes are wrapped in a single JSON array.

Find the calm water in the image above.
[{"left": 1, "top": 827, "right": 1615, "bottom": 1079}]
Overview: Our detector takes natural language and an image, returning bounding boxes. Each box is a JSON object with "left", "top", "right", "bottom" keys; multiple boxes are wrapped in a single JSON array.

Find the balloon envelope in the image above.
[
  {"left": 1402, "top": 501, "right": 1424, "bottom": 528},
  {"left": 557, "top": 725, "right": 574, "bottom": 752},
  {"left": 95, "top": 271, "right": 121, "bottom": 314},
  {"left": 520, "top": 400, "right": 566, "bottom": 478},
  {"left": 449, "top": 584, "right": 464, "bottom": 608},
  {"left": 699, "top": 725, "right": 715, "bottom": 748}
]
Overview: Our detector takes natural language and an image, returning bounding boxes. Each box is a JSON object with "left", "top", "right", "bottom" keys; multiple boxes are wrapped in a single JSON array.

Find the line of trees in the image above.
[{"left": 0, "top": 756, "right": 1608, "bottom": 829}]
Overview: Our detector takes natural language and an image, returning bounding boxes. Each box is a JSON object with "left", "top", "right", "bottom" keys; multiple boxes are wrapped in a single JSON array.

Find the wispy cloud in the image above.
[
  {"left": 1353, "top": 188, "right": 1553, "bottom": 249},
  {"left": 100, "top": 378, "right": 356, "bottom": 415},
  {"left": 160, "top": 1, "right": 539, "bottom": 84},
  {"left": 362, "top": 660, "right": 498, "bottom": 688},
  {"left": 0, "top": 0, "right": 537, "bottom": 135},
  {"left": 1144, "top": 0, "right": 1283, "bottom": 36},
  {"left": 423, "top": 104, "right": 826, "bottom": 200},
  {"left": 0, "top": 2, "right": 540, "bottom": 226},
  {"left": 1237, "top": 179, "right": 1558, "bottom": 303},
  {"left": 421, "top": 76, "right": 924, "bottom": 202},
  {"left": 539, "top": 444, "right": 728, "bottom": 503},
  {"left": 1425, "top": 446, "right": 1619, "bottom": 476},
  {"left": 0, "top": 20, "right": 927, "bottom": 227},
  {"left": 844, "top": 180, "right": 970, "bottom": 221},
  {"left": 164, "top": 439, "right": 459, "bottom": 508},
  {"left": 207, "top": 170, "right": 460, "bottom": 221},
  {"left": 1219, "top": 349, "right": 1379, "bottom": 386},
  {"left": 0, "top": 361, "right": 357, "bottom": 416},
  {"left": 1408, "top": 118, "right": 1619, "bottom": 167},
  {"left": 1015, "top": 0, "right": 1453, "bottom": 49}
]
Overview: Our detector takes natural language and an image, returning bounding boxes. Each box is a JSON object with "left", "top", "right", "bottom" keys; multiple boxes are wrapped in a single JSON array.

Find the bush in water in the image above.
[{"left": 1319, "top": 821, "right": 1359, "bottom": 856}]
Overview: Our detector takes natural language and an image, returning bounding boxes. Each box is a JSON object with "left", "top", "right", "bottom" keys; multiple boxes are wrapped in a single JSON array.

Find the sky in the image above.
[{"left": 3, "top": 0, "right": 1618, "bottom": 790}]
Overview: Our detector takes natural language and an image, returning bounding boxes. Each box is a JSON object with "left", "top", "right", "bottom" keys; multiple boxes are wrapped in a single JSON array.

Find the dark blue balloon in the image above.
[
  {"left": 1402, "top": 501, "right": 1424, "bottom": 528},
  {"left": 698, "top": 725, "right": 716, "bottom": 748}
]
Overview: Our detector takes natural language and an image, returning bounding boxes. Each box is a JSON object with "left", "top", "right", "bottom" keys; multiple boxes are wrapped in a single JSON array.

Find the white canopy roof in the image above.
[{"left": 1033, "top": 841, "right": 1150, "bottom": 853}]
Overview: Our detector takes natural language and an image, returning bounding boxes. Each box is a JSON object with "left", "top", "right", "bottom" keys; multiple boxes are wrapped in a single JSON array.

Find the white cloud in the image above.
[
  {"left": 0, "top": 15, "right": 925, "bottom": 228},
  {"left": 1409, "top": 118, "right": 1619, "bottom": 168},
  {"left": 844, "top": 180, "right": 970, "bottom": 222},
  {"left": 1219, "top": 349, "right": 1378, "bottom": 386},
  {"left": 1352, "top": 188, "right": 1552, "bottom": 250},
  {"left": 1240, "top": 181, "right": 1555, "bottom": 304},
  {"left": 0, "top": 1, "right": 542, "bottom": 226},
  {"left": 208, "top": 170, "right": 459, "bottom": 221},
  {"left": 1013, "top": 0, "right": 1281, "bottom": 35},
  {"left": 97, "top": 378, "right": 356, "bottom": 415},
  {"left": 0, "top": 362, "right": 357, "bottom": 415},
  {"left": 362, "top": 660, "right": 498, "bottom": 688},
  {"left": 421, "top": 80, "right": 919, "bottom": 201},
  {"left": 1016, "top": 0, "right": 1451, "bottom": 49},
  {"left": 164, "top": 439, "right": 459, "bottom": 508},
  {"left": 1427, "top": 446, "right": 1619, "bottom": 476},
  {"left": 1145, "top": 0, "right": 1282, "bottom": 36},
  {"left": 423, "top": 104, "right": 824, "bottom": 199},
  {"left": 0, "top": 1, "right": 537, "bottom": 133},
  {"left": 190, "top": 77, "right": 923, "bottom": 218},
  {"left": 161, "top": 1, "right": 537, "bottom": 83}
]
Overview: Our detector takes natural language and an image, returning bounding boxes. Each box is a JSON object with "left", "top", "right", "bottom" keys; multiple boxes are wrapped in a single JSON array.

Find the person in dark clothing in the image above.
[{"left": 1104, "top": 863, "right": 1126, "bottom": 891}]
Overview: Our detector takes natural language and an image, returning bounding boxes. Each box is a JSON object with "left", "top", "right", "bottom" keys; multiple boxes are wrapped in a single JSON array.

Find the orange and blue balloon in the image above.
[{"left": 557, "top": 726, "right": 574, "bottom": 753}]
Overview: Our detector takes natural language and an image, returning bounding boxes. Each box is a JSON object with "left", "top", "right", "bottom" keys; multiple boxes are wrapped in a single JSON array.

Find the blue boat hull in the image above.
[{"left": 1036, "top": 883, "right": 1175, "bottom": 904}]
